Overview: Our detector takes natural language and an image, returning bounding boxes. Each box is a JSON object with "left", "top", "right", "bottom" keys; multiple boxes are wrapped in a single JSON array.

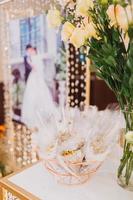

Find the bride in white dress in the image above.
[{"left": 21, "top": 48, "right": 58, "bottom": 128}]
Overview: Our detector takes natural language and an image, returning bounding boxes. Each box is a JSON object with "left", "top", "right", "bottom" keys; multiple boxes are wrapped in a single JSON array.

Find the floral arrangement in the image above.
[
  {"left": 38, "top": 107, "right": 122, "bottom": 185},
  {"left": 47, "top": 0, "right": 133, "bottom": 189}
]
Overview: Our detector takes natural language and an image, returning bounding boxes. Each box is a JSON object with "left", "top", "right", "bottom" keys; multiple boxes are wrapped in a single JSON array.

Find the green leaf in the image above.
[{"left": 128, "top": 26, "right": 133, "bottom": 40}]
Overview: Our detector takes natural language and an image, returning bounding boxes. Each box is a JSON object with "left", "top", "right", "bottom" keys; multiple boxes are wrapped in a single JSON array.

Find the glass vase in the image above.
[{"left": 118, "top": 109, "right": 133, "bottom": 191}]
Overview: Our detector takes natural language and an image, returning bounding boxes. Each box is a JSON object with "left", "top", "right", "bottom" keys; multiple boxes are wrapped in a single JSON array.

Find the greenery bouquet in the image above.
[{"left": 47, "top": 0, "right": 133, "bottom": 189}]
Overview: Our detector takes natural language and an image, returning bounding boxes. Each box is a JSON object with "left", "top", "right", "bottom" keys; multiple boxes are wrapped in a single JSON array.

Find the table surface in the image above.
[{"left": 8, "top": 148, "right": 133, "bottom": 200}]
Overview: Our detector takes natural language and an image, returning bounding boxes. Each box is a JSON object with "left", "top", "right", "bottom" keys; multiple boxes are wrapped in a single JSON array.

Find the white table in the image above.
[{"left": 1, "top": 149, "right": 133, "bottom": 200}]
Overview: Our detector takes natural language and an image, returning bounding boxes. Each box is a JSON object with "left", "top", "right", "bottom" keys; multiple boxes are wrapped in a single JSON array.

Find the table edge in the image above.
[{"left": 0, "top": 161, "right": 42, "bottom": 200}]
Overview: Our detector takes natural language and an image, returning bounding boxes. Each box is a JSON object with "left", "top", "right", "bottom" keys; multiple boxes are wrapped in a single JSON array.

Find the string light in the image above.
[
  {"left": 14, "top": 122, "right": 37, "bottom": 168},
  {"left": 67, "top": 43, "right": 88, "bottom": 108}
]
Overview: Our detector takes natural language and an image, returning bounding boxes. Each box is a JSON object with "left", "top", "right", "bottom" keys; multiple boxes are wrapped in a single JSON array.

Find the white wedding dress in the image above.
[{"left": 21, "top": 54, "right": 58, "bottom": 128}]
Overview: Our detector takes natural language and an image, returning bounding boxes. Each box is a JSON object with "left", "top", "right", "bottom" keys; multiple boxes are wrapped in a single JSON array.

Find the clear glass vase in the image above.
[
  {"left": 118, "top": 170, "right": 133, "bottom": 191},
  {"left": 118, "top": 109, "right": 133, "bottom": 191}
]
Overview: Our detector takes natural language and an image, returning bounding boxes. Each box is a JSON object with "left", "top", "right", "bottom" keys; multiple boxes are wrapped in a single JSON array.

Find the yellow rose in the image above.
[
  {"left": 70, "top": 28, "right": 86, "bottom": 49},
  {"left": 126, "top": 5, "right": 133, "bottom": 26},
  {"left": 61, "top": 22, "right": 75, "bottom": 42},
  {"left": 116, "top": 5, "right": 128, "bottom": 31},
  {"left": 76, "top": 0, "right": 93, "bottom": 17},
  {"left": 106, "top": 5, "right": 117, "bottom": 27},
  {"left": 107, "top": 4, "right": 130, "bottom": 31},
  {"left": 124, "top": 33, "right": 129, "bottom": 50},
  {"left": 125, "top": 131, "right": 133, "bottom": 144},
  {"left": 47, "top": 9, "right": 62, "bottom": 28},
  {"left": 84, "top": 22, "right": 97, "bottom": 38}
]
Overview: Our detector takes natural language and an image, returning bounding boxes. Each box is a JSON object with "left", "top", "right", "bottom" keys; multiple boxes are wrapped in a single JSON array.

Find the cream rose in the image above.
[
  {"left": 47, "top": 9, "right": 62, "bottom": 28},
  {"left": 85, "top": 22, "right": 97, "bottom": 38},
  {"left": 107, "top": 4, "right": 130, "bottom": 31},
  {"left": 76, "top": 0, "right": 93, "bottom": 17},
  {"left": 116, "top": 5, "right": 128, "bottom": 31},
  {"left": 124, "top": 33, "right": 129, "bottom": 50},
  {"left": 61, "top": 22, "right": 75, "bottom": 42},
  {"left": 70, "top": 27, "right": 86, "bottom": 49},
  {"left": 125, "top": 131, "right": 133, "bottom": 144},
  {"left": 126, "top": 5, "right": 133, "bottom": 26},
  {"left": 106, "top": 5, "right": 117, "bottom": 27}
]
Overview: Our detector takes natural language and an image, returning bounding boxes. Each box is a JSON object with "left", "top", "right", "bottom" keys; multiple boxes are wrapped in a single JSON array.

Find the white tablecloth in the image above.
[{"left": 9, "top": 148, "right": 133, "bottom": 200}]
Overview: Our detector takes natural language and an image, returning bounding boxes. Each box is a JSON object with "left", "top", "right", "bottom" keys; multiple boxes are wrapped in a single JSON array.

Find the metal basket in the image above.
[{"left": 44, "top": 158, "right": 102, "bottom": 185}]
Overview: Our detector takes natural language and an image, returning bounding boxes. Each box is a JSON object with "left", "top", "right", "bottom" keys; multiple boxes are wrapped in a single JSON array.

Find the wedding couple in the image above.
[{"left": 22, "top": 44, "right": 57, "bottom": 128}]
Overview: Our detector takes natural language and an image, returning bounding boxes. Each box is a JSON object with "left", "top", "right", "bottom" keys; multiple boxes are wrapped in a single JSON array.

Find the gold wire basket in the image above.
[
  {"left": 39, "top": 107, "right": 123, "bottom": 185},
  {"left": 44, "top": 157, "right": 102, "bottom": 185}
]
